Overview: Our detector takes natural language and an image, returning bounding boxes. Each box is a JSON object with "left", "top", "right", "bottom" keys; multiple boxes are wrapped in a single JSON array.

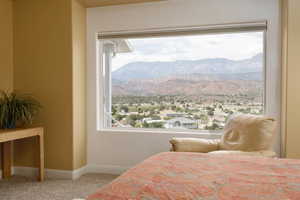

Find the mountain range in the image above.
[
  {"left": 111, "top": 54, "right": 264, "bottom": 97},
  {"left": 112, "top": 53, "right": 263, "bottom": 81}
]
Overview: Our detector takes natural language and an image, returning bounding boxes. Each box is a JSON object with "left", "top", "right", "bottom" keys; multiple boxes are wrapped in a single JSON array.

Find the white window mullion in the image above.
[{"left": 103, "top": 43, "right": 114, "bottom": 128}]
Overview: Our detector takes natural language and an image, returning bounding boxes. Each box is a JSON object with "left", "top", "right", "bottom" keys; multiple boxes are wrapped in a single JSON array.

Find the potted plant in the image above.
[{"left": 0, "top": 91, "right": 41, "bottom": 129}]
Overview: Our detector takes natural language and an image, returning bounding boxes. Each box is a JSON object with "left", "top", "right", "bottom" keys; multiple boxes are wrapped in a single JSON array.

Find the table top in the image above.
[
  {"left": 0, "top": 127, "right": 43, "bottom": 143},
  {"left": 0, "top": 126, "right": 43, "bottom": 133}
]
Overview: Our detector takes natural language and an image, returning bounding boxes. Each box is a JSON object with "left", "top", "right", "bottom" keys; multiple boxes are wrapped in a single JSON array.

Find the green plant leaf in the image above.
[{"left": 0, "top": 91, "right": 42, "bottom": 129}]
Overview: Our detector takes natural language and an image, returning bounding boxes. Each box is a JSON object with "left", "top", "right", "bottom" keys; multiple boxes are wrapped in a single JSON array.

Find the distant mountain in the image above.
[
  {"left": 112, "top": 53, "right": 263, "bottom": 82},
  {"left": 111, "top": 54, "right": 264, "bottom": 97},
  {"left": 112, "top": 75, "right": 263, "bottom": 97},
  {"left": 163, "top": 72, "right": 263, "bottom": 82}
]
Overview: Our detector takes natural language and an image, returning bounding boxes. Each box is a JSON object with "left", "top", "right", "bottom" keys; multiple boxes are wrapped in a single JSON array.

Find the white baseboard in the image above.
[
  {"left": 13, "top": 167, "right": 38, "bottom": 178},
  {"left": 85, "top": 164, "right": 130, "bottom": 175},
  {"left": 72, "top": 166, "right": 89, "bottom": 180},
  {"left": 10, "top": 166, "right": 88, "bottom": 180},
  {"left": 0, "top": 164, "right": 128, "bottom": 180},
  {"left": 13, "top": 167, "right": 74, "bottom": 180}
]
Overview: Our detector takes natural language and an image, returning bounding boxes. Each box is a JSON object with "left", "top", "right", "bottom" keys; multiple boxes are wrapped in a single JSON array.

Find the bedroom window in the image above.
[{"left": 98, "top": 24, "right": 266, "bottom": 132}]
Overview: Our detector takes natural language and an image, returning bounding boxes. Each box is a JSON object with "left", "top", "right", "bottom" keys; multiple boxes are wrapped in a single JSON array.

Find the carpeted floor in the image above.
[{"left": 0, "top": 174, "right": 118, "bottom": 200}]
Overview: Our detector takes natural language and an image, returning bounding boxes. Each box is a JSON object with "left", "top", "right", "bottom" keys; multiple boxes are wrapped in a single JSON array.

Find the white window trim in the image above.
[{"left": 96, "top": 22, "right": 269, "bottom": 135}]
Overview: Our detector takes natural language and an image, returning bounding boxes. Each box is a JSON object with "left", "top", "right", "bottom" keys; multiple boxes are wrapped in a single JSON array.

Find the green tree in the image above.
[
  {"left": 114, "top": 114, "right": 125, "bottom": 121},
  {"left": 149, "top": 122, "right": 164, "bottom": 128},
  {"left": 205, "top": 123, "right": 221, "bottom": 131},
  {"left": 142, "top": 122, "right": 149, "bottom": 128},
  {"left": 120, "top": 105, "right": 129, "bottom": 113},
  {"left": 159, "top": 105, "right": 166, "bottom": 111},
  {"left": 200, "top": 114, "right": 208, "bottom": 122},
  {"left": 128, "top": 114, "right": 143, "bottom": 121},
  {"left": 207, "top": 110, "right": 214, "bottom": 117},
  {"left": 112, "top": 106, "right": 117, "bottom": 115},
  {"left": 138, "top": 108, "right": 143, "bottom": 113}
]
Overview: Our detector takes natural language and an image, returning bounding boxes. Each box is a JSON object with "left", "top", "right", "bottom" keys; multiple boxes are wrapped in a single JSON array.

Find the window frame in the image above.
[{"left": 96, "top": 22, "right": 268, "bottom": 135}]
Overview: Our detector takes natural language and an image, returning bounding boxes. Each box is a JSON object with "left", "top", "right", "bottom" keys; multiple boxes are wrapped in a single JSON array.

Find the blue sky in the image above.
[{"left": 112, "top": 31, "right": 264, "bottom": 71}]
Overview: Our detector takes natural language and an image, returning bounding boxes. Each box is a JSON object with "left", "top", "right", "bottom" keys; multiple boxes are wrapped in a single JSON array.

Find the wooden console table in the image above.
[{"left": 0, "top": 127, "right": 44, "bottom": 181}]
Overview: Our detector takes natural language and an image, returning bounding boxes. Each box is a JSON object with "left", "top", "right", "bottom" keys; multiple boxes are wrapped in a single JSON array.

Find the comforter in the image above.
[{"left": 88, "top": 152, "right": 300, "bottom": 200}]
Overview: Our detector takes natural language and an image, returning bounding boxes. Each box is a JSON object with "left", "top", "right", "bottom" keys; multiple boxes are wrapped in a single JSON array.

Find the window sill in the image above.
[{"left": 97, "top": 128, "right": 223, "bottom": 138}]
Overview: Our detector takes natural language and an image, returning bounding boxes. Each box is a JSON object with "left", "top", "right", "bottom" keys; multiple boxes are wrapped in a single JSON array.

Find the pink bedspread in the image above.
[{"left": 88, "top": 152, "right": 300, "bottom": 200}]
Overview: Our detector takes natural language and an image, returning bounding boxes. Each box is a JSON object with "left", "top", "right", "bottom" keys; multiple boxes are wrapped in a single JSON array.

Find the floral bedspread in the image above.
[{"left": 87, "top": 152, "right": 300, "bottom": 200}]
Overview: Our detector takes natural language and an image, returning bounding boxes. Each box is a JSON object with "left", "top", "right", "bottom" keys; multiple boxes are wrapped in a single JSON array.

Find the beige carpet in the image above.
[{"left": 0, "top": 174, "right": 118, "bottom": 200}]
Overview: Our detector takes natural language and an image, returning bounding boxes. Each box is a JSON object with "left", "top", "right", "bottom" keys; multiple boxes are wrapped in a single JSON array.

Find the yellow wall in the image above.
[
  {"left": 283, "top": 0, "right": 300, "bottom": 158},
  {"left": 12, "top": 0, "right": 87, "bottom": 171},
  {"left": 0, "top": 0, "right": 14, "bottom": 92},
  {"left": 13, "top": 0, "right": 74, "bottom": 170},
  {"left": 72, "top": 0, "right": 87, "bottom": 170},
  {"left": 0, "top": 0, "right": 14, "bottom": 168}
]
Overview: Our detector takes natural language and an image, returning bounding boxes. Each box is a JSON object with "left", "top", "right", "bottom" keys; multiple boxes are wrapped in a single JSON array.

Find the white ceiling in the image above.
[{"left": 84, "top": 0, "right": 165, "bottom": 7}]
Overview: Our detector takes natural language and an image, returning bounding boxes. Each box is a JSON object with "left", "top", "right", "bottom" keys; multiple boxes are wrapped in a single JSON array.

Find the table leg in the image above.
[
  {"left": 37, "top": 133, "right": 44, "bottom": 181},
  {"left": 1, "top": 141, "right": 12, "bottom": 179}
]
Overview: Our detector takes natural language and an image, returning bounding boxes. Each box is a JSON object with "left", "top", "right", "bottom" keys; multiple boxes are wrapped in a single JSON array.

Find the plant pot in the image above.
[{"left": 1, "top": 121, "right": 17, "bottom": 129}]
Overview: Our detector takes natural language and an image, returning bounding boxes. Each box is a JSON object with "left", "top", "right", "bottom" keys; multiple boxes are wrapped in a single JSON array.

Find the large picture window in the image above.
[{"left": 99, "top": 26, "right": 266, "bottom": 132}]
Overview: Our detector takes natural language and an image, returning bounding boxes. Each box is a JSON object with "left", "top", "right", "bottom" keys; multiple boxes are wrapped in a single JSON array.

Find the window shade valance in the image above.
[{"left": 98, "top": 21, "right": 267, "bottom": 40}]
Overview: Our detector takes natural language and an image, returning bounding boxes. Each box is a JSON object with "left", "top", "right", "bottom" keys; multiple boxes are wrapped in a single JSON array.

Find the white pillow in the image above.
[
  {"left": 170, "top": 138, "right": 220, "bottom": 152},
  {"left": 220, "top": 114, "right": 276, "bottom": 151}
]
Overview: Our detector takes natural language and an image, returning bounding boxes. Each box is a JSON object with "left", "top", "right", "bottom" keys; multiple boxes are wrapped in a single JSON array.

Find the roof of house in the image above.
[{"left": 167, "top": 117, "right": 196, "bottom": 124}]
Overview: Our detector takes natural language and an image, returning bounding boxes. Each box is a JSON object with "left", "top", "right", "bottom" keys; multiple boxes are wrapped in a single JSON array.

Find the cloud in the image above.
[{"left": 111, "top": 31, "right": 263, "bottom": 71}]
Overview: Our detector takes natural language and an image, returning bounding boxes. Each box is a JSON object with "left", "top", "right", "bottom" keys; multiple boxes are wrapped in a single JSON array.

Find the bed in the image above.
[{"left": 87, "top": 152, "right": 300, "bottom": 200}]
